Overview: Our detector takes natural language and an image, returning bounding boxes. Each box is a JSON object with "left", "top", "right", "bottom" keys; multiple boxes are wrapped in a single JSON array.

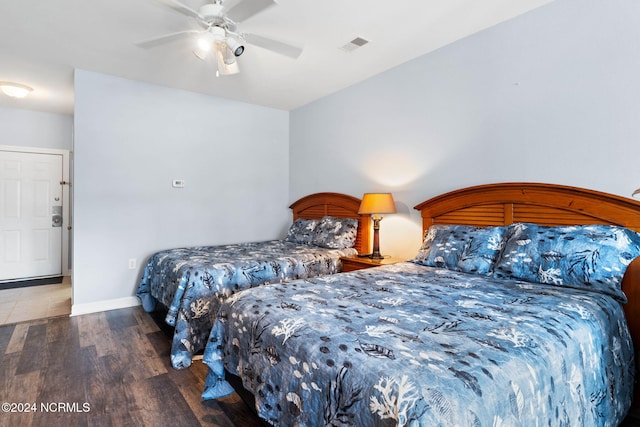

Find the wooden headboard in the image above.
[
  {"left": 414, "top": 182, "right": 640, "bottom": 402},
  {"left": 289, "top": 192, "right": 371, "bottom": 255},
  {"left": 414, "top": 182, "right": 640, "bottom": 231}
]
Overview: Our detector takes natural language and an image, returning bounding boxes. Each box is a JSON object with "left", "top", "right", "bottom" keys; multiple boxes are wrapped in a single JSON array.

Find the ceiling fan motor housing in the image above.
[{"left": 199, "top": 3, "right": 225, "bottom": 22}]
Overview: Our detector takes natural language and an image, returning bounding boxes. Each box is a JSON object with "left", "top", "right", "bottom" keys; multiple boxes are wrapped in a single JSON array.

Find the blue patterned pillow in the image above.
[
  {"left": 493, "top": 223, "right": 640, "bottom": 301},
  {"left": 311, "top": 216, "right": 358, "bottom": 249},
  {"left": 456, "top": 226, "right": 509, "bottom": 274},
  {"left": 286, "top": 218, "right": 319, "bottom": 244},
  {"left": 413, "top": 225, "right": 508, "bottom": 274}
]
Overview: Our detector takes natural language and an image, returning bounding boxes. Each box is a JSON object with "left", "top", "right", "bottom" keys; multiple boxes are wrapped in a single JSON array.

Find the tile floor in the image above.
[{"left": 0, "top": 276, "right": 71, "bottom": 325}]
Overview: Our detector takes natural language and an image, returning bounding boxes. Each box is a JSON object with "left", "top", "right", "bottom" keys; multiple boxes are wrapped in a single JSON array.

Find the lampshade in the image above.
[
  {"left": 0, "top": 82, "right": 33, "bottom": 98},
  {"left": 358, "top": 193, "right": 397, "bottom": 215}
]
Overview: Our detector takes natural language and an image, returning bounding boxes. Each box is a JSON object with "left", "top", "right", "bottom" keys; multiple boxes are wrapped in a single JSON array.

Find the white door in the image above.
[{"left": 0, "top": 151, "right": 63, "bottom": 281}]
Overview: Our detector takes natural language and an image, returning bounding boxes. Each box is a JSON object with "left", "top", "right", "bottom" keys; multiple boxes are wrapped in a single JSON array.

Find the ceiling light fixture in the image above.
[
  {"left": 0, "top": 82, "right": 33, "bottom": 98},
  {"left": 215, "top": 43, "right": 239, "bottom": 76},
  {"left": 193, "top": 27, "right": 242, "bottom": 76},
  {"left": 193, "top": 30, "right": 220, "bottom": 60},
  {"left": 225, "top": 37, "right": 245, "bottom": 57}
]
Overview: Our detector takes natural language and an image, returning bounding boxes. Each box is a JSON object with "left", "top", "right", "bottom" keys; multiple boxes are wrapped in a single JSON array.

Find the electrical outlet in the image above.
[{"left": 128, "top": 258, "right": 136, "bottom": 269}]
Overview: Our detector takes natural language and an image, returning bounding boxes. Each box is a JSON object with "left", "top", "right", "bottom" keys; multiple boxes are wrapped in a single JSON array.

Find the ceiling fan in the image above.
[{"left": 137, "top": 0, "right": 303, "bottom": 76}]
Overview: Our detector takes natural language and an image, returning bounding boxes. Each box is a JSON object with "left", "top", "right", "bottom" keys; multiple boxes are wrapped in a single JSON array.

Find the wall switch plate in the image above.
[
  {"left": 128, "top": 258, "right": 136, "bottom": 269},
  {"left": 172, "top": 179, "right": 185, "bottom": 188}
]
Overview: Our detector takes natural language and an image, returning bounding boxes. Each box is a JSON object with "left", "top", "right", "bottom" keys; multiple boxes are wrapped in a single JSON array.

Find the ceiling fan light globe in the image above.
[
  {"left": 223, "top": 53, "right": 236, "bottom": 65},
  {"left": 196, "top": 40, "right": 210, "bottom": 53},
  {"left": 218, "top": 45, "right": 236, "bottom": 65},
  {"left": 215, "top": 46, "right": 240, "bottom": 75},
  {"left": 220, "top": 61, "right": 239, "bottom": 75},
  {"left": 193, "top": 49, "right": 207, "bottom": 60}
]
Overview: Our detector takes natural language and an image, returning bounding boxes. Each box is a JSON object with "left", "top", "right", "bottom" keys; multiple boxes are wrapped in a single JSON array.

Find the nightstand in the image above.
[{"left": 340, "top": 256, "right": 404, "bottom": 272}]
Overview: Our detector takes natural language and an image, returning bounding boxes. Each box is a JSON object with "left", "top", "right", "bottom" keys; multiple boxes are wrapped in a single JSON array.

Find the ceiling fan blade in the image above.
[
  {"left": 225, "top": 0, "right": 276, "bottom": 23},
  {"left": 162, "top": 0, "right": 204, "bottom": 20},
  {"left": 135, "top": 30, "right": 200, "bottom": 48},
  {"left": 243, "top": 33, "right": 303, "bottom": 59}
]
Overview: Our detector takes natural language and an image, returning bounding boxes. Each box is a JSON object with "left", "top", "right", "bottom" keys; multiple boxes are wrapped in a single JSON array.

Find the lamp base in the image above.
[{"left": 357, "top": 253, "right": 385, "bottom": 260}]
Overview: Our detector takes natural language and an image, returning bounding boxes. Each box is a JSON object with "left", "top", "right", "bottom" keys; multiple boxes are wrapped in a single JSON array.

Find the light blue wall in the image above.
[
  {"left": 17, "top": 0, "right": 640, "bottom": 305},
  {"left": 73, "top": 70, "right": 289, "bottom": 306},
  {"left": 0, "top": 106, "right": 72, "bottom": 150},
  {"left": 290, "top": 0, "right": 640, "bottom": 258}
]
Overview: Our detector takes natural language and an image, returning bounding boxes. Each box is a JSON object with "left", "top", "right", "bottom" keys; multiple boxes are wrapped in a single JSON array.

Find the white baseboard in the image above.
[{"left": 70, "top": 296, "right": 141, "bottom": 317}]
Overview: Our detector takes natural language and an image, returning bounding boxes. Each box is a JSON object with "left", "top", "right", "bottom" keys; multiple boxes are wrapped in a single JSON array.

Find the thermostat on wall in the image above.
[{"left": 172, "top": 179, "right": 185, "bottom": 188}]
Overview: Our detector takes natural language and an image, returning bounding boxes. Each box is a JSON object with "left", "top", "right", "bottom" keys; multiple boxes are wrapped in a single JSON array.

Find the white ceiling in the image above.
[{"left": 0, "top": 0, "right": 554, "bottom": 115}]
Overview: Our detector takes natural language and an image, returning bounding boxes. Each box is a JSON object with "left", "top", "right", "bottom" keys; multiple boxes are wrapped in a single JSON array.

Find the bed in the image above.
[
  {"left": 136, "top": 192, "right": 371, "bottom": 369},
  {"left": 201, "top": 182, "right": 640, "bottom": 426}
]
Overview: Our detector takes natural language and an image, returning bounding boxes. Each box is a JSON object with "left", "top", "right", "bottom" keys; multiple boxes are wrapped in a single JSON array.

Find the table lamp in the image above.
[{"left": 358, "top": 193, "right": 397, "bottom": 259}]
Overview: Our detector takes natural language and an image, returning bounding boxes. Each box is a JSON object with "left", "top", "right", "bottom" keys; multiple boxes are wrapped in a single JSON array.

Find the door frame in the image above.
[{"left": 0, "top": 145, "right": 71, "bottom": 278}]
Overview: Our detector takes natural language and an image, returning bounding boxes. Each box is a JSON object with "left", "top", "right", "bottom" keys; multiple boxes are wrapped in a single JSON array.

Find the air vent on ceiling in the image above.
[{"left": 340, "top": 37, "right": 370, "bottom": 53}]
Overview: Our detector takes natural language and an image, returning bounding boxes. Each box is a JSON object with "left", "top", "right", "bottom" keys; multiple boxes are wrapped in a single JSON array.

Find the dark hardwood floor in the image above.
[
  {"left": 0, "top": 306, "right": 262, "bottom": 427},
  {"left": 2, "top": 305, "right": 640, "bottom": 426}
]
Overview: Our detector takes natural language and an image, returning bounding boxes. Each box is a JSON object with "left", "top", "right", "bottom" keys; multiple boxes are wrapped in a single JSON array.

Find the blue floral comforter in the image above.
[
  {"left": 202, "top": 262, "right": 634, "bottom": 426},
  {"left": 136, "top": 240, "right": 356, "bottom": 369}
]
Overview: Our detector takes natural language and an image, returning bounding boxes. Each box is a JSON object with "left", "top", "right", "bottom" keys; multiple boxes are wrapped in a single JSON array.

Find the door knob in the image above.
[{"left": 52, "top": 214, "right": 62, "bottom": 227}]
